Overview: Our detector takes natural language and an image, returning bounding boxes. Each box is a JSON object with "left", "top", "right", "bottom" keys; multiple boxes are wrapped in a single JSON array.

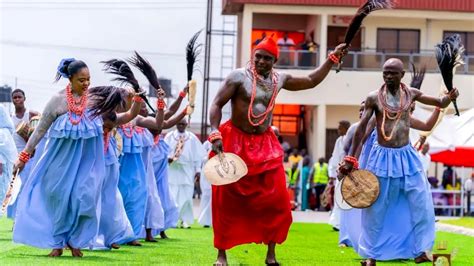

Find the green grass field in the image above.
[
  {"left": 440, "top": 217, "right": 474, "bottom": 229},
  {"left": 0, "top": 218, "right": 473, "bottom": 265}
]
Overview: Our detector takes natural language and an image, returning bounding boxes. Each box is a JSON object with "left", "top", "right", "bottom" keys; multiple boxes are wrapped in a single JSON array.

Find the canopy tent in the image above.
[{"left": 411, "top": 106, "right": 474, "bottom": 167}]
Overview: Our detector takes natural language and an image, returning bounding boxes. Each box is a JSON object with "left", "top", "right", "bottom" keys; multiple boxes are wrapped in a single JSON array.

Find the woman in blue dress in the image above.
[
  {"left": 0, "top": 105, "right": 17, "bottom": 214},
  {"left": 104, "top": 57, "right": 167, "bottom": 245},
  {"left": 150, "top": 86, "right": 188, "bottom": 239},
  {"left": 12, "top": 59, "right": 108, "bottom": 257},
  {"left": 87, "top": 85, "right": 143, "bottom": 250}
]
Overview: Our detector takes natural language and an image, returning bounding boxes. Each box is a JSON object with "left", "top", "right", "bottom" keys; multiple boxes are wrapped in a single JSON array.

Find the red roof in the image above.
[{"left": 223, "top": 0, "right": 474, "bottom": 14}]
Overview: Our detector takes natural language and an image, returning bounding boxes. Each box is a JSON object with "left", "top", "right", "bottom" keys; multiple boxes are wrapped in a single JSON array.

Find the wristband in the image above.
[
  {"left": 157, "top": 99, "right": 166, "bottom": 110},
  {"left": 179, "top": 91, "right": 187, "bottom": 98},
  {"left": 328, "top": 53, "right": 340, "bottom": 64},
  {"left": 19, "top": 151, "right": 31, "bottom": 163},
  {"left": 133, "top": 95, "right": 144, "bottom": 103},
  {"left": 344, "top": 155, "right": 359, "bottom": 170},
  {"left": 208, "top": 131, "right": 222, "bottom": 143}
]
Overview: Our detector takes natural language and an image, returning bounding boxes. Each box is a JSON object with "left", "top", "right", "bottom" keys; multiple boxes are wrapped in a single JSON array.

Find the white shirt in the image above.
[
  {"left": 277, "top": 38, "right": 295, "bottom": 50},
  {"left": 165, "top": 130, "right": 206, "bottom": 186},
  {"left": 464, "top": 178, "right": 472, "bottom": 192},
  {"left": 418, "top": 151, "right": 431, "bottom": 175},
  {"left": 11, "top": 110, "right": 30, "bottom": 152},
  {"left": 328, "top": 135, "right": 346, "bottom": 178}
]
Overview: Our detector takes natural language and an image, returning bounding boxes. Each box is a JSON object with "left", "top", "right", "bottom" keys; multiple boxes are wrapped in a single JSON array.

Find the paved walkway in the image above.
[{"left": 435, "top": 223, "right": 474, "bottom": 237}]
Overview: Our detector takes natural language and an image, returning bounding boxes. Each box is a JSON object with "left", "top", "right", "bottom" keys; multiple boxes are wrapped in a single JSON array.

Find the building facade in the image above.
[{"left": 223, "top": 0, "right": 474, "bottom": 161}]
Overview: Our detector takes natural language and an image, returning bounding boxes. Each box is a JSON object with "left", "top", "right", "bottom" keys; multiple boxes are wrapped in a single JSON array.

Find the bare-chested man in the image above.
[
  {"left": 209, "top": 36, "right": 347, "bottom": 265},
  {"left": 340, "top": 58, "right": 459, "bottom": 265},
  {"left": 11, "top": 89, "right": 40, "bottom": 152}
]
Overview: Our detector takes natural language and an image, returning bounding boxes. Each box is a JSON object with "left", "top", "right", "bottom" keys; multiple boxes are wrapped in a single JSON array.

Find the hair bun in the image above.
[{"left": 57, "top": 58, "right": 76, "bottom": 78}]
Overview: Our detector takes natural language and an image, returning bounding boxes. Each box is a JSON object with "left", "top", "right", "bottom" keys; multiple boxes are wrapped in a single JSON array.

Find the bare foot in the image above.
[
  {"left": 339, "top": 243, "right": 348, "bottom": 248},
  {"left": 111, "top": 243, "right": 120, "bottom": 249},
  {"left": 160, "top": 231, "right": 169, "bottom": 239},
  {"left": 145, "top": 229, "right": 157, "bottom": 242},
  {"left": 266, "top": 242, "right": 279, "bottom": 265},
  {"left": 145, "top": 237, "right": 157, "bottom": 242},
  {"left": 67, "top": 244, "right": 83, "bottom": 257},
  {"left": 360, "top": 258, "right": 376, "bottom": 266},
  {"left": 265, "top": 259, "right": 280, "bottom": 266},
  {"left": 214, "top": 250, "right": 227, "bottom": 266},
  {"left": 48, "top": 249, "right": 63, "bottom": 257},
  {"left": 127, "top": 240, "right": 142, "bottom": 246},
  {"left": 415, "top": 253, "right": 431, "bottom": 264}
]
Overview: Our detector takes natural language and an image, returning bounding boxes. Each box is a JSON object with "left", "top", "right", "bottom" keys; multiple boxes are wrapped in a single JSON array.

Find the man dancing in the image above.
[
  {"left": 209, "top": 36, "right": 347, "bottom": 265},
  {"left": 340, "top": 58, "right": 459, "bottom": 265},
  {"left": 165, "top": 118, "right": 205, "bottom": 229}
]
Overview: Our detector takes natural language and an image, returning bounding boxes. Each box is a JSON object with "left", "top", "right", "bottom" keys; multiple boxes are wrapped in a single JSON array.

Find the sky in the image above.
[{"left": 0, "top": 0, "right": 234, "bottom": 123}]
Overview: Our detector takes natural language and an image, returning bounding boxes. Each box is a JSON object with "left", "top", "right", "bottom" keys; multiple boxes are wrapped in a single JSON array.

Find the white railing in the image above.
[
  {"left": 273, "top": 49, "right": 474, "bottom": 74},
  {"left": 274, "top": 50, "right": 319, "bottom": 69},
  {"left": 431, "top": 189, "right": 470, "bottom": 217},
  {"left": 336, "top": 50, "right": 474, "bottom": 74}
]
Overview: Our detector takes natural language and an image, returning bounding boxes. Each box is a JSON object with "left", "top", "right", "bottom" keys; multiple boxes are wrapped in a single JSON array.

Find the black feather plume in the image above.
[
  {"left": 409, "top": 63, "right": 426, "bottom": 90},
  {"left": 186, "top": 30, "right": 203, "bottom": 81},
  {"left": 344, "top": 0, "right": 395, "bottom": 45},
  {"left": 101, "top": 59, "right": 140, "bottom": 92},
  {"left": 128, "top": 51, "right": 161, "bottom": 91},
  {"left": 336, "top": 0, "right": 395, "bottom": 73},
  {"left": 435, "top": 34, "right": 464, "bottom": 116},
  {"left": 101, "top": 58, "right": 155, "bottom": 112}
]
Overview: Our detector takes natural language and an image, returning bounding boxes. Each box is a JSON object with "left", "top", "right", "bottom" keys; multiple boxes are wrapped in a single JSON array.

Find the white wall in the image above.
[{"left": 276, "top": 69, "right": 474, "bottom": 110}]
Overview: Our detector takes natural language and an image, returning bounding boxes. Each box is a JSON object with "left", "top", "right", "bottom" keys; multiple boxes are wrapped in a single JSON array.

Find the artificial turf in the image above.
[{"left": 0, "top": 218, "right": 473, "bottom": 265}]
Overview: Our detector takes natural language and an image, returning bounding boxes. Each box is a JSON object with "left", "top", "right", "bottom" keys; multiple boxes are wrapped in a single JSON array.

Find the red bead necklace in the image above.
[
  {"left": 154, "top": 135, "right": 160, "bottom": 145},
  {"left": 120, "top": 123, "right": 134, "bottom": 138},
  {"left": 247, "top": 64, "right": 279, "bottom": 127},
  {"left": 378, "top": 83, "right": 411, "bottom": 141},
  {"left": 134, "top": 126, "right": 144, "bottom": 134},
  {"left": 66, "top": 84, "right": 88, "bottom": 125}
]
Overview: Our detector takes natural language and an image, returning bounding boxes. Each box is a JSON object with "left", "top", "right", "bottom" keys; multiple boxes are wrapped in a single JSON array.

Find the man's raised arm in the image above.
[
  {"left": 412, "top": 88, "right": 459, "bottom": 108},
  {"left": 282, "top": 43, "right": 347, "bottom": 91}
]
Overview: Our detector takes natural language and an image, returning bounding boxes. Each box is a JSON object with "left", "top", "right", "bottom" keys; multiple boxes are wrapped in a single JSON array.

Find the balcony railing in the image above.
[
  {"left": 274, "top": 49, "right": 474, "bottom": 74},
  {"left": 274, "top": 50, "right": 319, "bottom": 69}
]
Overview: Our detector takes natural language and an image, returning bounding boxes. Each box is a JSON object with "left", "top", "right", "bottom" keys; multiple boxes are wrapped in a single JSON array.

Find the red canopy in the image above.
[{"left": 430, "top": 147, "right": 474, "bottom": 167}]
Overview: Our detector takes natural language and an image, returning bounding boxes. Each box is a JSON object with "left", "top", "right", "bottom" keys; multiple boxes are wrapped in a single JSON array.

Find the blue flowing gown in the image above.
[
  {"left": 13, "top": 111, "right": 105, "bottom": 249},
  {"left": 358, "top": 142, "right": 435, "bottom": 260},
  {"left": 339, "top": 130, "right": 377, "bottom": 249},
  {"left": 139, "top": 129, "right": 164, "bottom": 236},
  {"left": 117, "top": 126, "right": 147, "bottom": 240},
  {"left": 93, "top": 134, "right": 134, "bottom": 248},
  {"left": 152, "top": 138, "right": 178, "bottom": 231}
]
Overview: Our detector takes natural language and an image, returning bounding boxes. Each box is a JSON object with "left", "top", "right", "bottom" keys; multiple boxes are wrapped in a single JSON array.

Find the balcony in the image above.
[
  {"left": 275, "top": 50, "right": 320, "bottom": 69},
  {"left": 274, "top": 49, "right": 474, "bottom": 74}
]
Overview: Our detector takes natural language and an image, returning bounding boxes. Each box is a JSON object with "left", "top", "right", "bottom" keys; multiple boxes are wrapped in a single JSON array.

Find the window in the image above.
[
  {"left": 272, "top": 104, "right": 301, "bottom": 135},
  {"left": 377, "top": 29, "right": 420, "bottom": 53},
  {"left": 443, "top": 31, "right": 474, "bottom": 55}
]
